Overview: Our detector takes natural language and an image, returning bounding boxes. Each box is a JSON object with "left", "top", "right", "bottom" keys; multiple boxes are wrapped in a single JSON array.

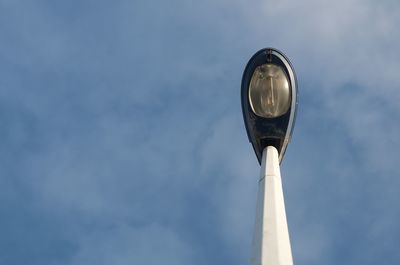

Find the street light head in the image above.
[{"left": 241, "top": 48, "right": 298, "bottom": 164}]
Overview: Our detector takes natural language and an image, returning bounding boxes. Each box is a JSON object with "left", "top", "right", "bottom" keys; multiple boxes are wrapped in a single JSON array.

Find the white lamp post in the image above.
[
  {"left": 241, "top": 48, "right": 298, "bottom": 265},
  {"left": 251, "top": 146, "right": 293, "bottom": 265}
]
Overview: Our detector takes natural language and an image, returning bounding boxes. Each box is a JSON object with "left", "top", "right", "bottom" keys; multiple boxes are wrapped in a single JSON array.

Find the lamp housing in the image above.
[{"left": 241, "top": 48, "right": 298, "bottom": 164}]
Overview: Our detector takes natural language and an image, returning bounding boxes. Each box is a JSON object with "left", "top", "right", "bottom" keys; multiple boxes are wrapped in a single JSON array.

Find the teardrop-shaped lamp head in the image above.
[{"left": 241, "top": 48, "right": 298, "bottom": 164}]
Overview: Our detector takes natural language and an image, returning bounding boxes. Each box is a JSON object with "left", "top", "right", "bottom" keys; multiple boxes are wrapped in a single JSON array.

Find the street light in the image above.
[
  {"left": 241, "top": 48, "right": 298, "bottom": 265},
  {"left": 241, "top": 48, "right": 298, "bottom": 164}
]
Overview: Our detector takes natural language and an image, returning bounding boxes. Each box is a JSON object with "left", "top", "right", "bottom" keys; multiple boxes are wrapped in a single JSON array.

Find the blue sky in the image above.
[{"left": 1, "top": 0, "right": 400, "bottom": 264}]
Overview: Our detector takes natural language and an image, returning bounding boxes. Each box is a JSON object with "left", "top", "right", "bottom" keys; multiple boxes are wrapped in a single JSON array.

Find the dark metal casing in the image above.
[{"left": 241, "top": 48, "right": 298, "bottom": 164}]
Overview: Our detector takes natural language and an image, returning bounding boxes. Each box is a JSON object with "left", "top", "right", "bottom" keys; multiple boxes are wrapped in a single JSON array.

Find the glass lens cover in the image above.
[{"left": 249, "top": 64, "right": 291, "bottom": 118}]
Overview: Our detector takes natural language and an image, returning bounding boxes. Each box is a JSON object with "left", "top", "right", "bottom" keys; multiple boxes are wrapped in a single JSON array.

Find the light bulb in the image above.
[{"left": 248, "top": 64, "right": 291, "bottom": 118}]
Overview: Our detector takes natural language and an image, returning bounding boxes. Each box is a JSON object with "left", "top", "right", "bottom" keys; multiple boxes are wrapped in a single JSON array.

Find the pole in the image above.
[{"left": 251, "top": 146, "right": 293, "bottom": 265}]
